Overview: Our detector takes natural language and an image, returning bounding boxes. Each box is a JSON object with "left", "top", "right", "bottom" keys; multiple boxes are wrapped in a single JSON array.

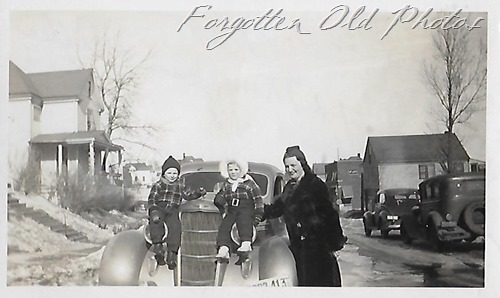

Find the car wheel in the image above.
[
  {"left": 363, "top": 219, "right": 372, "bottom": 237},
  {"left": 463, "top": 202, "right": 485, "bottom": 236},
  {"left": 427, "top": 222, "right": 443, "bottom": 252},
  {"left": 400, "top": 222, "right": 412, "bottom": 244}
]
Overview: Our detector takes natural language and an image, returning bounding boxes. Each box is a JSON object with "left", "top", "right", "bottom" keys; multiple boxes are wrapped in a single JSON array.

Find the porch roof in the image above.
[{"left": 30, "top": 130, "right": 123, "bottom": 151}]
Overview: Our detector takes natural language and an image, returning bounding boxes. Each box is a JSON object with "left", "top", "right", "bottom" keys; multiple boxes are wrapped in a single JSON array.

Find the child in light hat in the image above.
[
  {"left": 147, "top": 155, "right": 206, "bottom": 270},
  {"left": 214, "top": 159, "right": 264, "bottom": 263}
]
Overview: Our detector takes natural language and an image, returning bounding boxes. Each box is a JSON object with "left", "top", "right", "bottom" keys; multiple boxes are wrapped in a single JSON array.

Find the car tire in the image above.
[
  {"left": 363, "top": 219, "right": 372, "bottom": 237},
  {"left": 427, "top": 221, "right": 443, "bottom": 252},
  {"left": 400, "top": 222, "right": 412, "bottom": 244},
  {"left": 463, "top": 202, "right": 485, "bottom": 236}
]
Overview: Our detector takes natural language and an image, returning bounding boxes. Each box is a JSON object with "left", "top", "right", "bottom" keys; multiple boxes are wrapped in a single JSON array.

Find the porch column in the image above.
[
  {"left": 102, "top": 148, "right": 109, "bottom": 171},
  {"left": 118, "top": 149, "right": 122, "bottom": 167},
  {"left": 57, "top": 144, "right": 63, "bottom": 176},
  {"left": 89, "top": 141, "right": 95, "bottom": 176}
]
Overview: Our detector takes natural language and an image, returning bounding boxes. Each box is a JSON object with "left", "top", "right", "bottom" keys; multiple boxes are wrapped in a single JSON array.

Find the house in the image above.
[
  {"left": 123, "top": 162, "right": 156, "bottom": 188},
  {"left": 362, "top": 133, "right": 470, "bottom": 210},
  {"left": 312, "top": 163, "right": 328, "bottom": 181},
  {"left": 179, "top": 154, "right": 203, "bottom": 165},
  {"left": 8, "top": 61, "right": 122, "bottom": 192},
  {"left": 469, "top": 159, "right": 486, "bottom": 173},
  {"left": 325, "top": 154, "right": 363, "bottom": 210}
]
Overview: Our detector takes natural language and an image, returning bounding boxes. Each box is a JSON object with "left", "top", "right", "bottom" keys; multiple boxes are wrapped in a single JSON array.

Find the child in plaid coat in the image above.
[
  {"left": 148, "top": 156, "right": 205, "bottom": 270},
  {"left": 214, "top": 160, "right": 264, "bottom": 260}
]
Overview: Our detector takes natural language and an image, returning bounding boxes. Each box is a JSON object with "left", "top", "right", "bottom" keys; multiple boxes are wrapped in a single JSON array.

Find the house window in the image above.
[
  {"left": 87, "top": 109, "right": 94, "bottom": 130},
  {"left": 418, "top": 165, "right": 428, "bottom": 179},
  {"left": 419, "top": 164, "right": 435, "bottom": 179}
]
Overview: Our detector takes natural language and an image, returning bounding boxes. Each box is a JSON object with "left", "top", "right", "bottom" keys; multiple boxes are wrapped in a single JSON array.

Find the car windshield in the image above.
[
  {"left": 394, "top": 193, "right": 418, "bottom": 200},
  {"left": 181, "top": 172, "right": 268, "bottom": 196}
]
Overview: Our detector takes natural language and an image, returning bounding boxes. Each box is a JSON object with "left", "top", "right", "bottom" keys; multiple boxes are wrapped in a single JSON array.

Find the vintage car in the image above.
[
  {"left": 400, "top": 172, "right": 485, "bottom": 251},
  {"left": 98, "top": 161, "right": 298, "bottom": 286},
  {"left": 362, "top": 188, "right": 419, "bottom": 237}
]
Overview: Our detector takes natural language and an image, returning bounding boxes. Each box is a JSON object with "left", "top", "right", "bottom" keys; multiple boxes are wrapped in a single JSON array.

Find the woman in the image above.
[{"left": 264, "top": 146, "right": 346, "bottom": 286}]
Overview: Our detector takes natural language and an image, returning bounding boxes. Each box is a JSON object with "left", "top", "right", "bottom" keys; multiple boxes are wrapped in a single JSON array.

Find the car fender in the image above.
[
  {"left": 426, "top": 211, "right": 444, "bottom": 229},
  {"left": 99, "top": 228, "right": 149, "bottom": 286},
  {"left": 258, "top": 236, "right": 298, "bottom": 286},
  {"left": 363, "top": 211, "right": 375, "bottom": 228},
  {"left": 377, "top": 210, "right": 389, "bottom": 229},
  {"left": 400, "top": 214, "right": 420, "bottom": 240}
]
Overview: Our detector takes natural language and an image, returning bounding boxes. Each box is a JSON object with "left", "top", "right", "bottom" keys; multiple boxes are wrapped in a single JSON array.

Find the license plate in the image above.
[{"left": 251, "top": 276, "right": 292, "bottom": 287}]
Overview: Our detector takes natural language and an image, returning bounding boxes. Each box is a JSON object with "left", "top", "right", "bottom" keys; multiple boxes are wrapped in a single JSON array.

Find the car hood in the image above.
[
  {"left": 383, "top": 200, "right": 418, "bottom": 216},
  {"left": 180, "top": 195, "right": 219, "bottom": 213}
]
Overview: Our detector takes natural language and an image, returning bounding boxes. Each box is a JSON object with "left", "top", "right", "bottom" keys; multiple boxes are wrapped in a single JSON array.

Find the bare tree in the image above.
[
  {"left": 79, "top": 35, "right": 159, "bottom": 167},
  {"left": 424, "top": 28, "right": 486, "bottom": 133},
  {"left": 424, "top": 25, "right": 487, "bottom": 173}
]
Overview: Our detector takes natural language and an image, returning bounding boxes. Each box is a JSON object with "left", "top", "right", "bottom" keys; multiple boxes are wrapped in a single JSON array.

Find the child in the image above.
[
  {"left": 147, "top": 155, "right": 206, "bottom": 270},
  {"left": 214, "top": 160, "right": 264, "bottom": 262}
]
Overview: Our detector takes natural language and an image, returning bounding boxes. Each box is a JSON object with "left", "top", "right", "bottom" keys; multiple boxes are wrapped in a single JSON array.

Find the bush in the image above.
[
  {"left": 10, "top": 156, "right": 40, "bottom": 194},
  {"left": 57, "top": 171, "right": 136, "bottom": 214}
]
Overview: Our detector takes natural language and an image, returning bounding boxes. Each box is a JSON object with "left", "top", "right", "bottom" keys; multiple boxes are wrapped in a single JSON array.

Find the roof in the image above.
[
  {"left": 28, "top": 68, "right": 93, "bottom": 100},
  {"left": 9, "top": 61, "right": 41, "bottom": 98},
  {"left": 126, "top": 163, "right": 153, "bottom": 171},
  {"left": 9, "top": 60, "right": 95, "bottom": 102},
  {"left": 366, "top": 133, "right": 470, "bottom": 163},
  {"left": 30, "top": 130, "right": 122, "bottom": 151}
]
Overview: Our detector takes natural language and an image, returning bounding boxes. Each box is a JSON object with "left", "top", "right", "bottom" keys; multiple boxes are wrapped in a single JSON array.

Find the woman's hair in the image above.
[
  {"left": 283, "top": 145, "right": 312, "bottom": 173},
  {"left": 219, "top": 159, "right": 249, "bottom": 178}
]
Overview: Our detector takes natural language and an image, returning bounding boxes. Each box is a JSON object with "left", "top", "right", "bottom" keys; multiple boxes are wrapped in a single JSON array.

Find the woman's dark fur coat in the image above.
[{"left": 264, "top": 171, "right": 345, "bottom": 286}]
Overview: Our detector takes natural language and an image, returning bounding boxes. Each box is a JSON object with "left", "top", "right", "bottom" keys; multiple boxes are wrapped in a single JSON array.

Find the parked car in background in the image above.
[
  {"left": 400, "top": 172, "right": 485, "bottom": 251},
  {"left": 363, "top": 188, "right": 420, "bottom": 237},
  {"left": 98, "top": 161, "right": 298, "bottom": 286}
]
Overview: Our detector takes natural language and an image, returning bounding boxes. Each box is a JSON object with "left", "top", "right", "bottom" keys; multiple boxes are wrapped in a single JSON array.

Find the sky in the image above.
[{"left": 5, "top": 1, "right": 490, "bottom": 169}]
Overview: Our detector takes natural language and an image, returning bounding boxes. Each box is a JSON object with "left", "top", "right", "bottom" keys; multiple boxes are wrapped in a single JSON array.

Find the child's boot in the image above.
[
  {"left": 237, "top": 241, "right": 252, "bottom": 252},
  {"left": 166, "top": 250, "right": 177, "bottom": 270},
  {"left": 216, "top": 246, "right": 230, "bottom": 259},
  {"left": 153, "top": 243, "right": 166, "bottom": 265}
]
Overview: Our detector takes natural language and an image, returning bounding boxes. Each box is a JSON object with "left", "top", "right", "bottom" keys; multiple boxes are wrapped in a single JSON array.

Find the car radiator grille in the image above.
[{"left": 180, "top": 212, "right": 221, "bottom": 286}]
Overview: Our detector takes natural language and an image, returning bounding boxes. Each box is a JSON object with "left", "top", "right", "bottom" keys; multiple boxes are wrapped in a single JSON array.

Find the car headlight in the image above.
[
  {"left": 386, "top": 215, "right": 399, "bottom": 220},
  {"left": 445, "top": 213, "right": 453, "bottom": 221}
]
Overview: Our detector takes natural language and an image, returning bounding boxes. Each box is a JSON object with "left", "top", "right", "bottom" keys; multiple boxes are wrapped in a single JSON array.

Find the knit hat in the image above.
[
  {"left": 283, "top": 145, "right": 311, "bottom": 173},
  {"left": 162, "top": 156, "right": 180, "bottom": 175}
]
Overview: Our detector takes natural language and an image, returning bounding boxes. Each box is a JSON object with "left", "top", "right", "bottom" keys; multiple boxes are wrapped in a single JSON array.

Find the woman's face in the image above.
[
  {"left": 163, "top": 168, "right": 179, "bottom": 183},
  {"left": 227, "top": 163, "right": 243, "bottom": 180},
  {"left": 284, "top": 156, "right": 304, "bottom": 180}
]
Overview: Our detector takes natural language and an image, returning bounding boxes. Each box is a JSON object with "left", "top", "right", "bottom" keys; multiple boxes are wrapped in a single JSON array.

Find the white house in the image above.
[
  {"left": 123, "top": 162, "right": 156, "bottom": 188},
  {"left": 8, "top": 61, "right": 122, "bottom": 192}
]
